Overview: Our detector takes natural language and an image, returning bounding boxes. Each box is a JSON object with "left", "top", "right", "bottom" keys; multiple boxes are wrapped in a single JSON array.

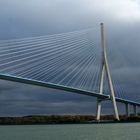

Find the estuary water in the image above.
[{"left": 0, "top": 123, "right": 140, "bottom": 140}]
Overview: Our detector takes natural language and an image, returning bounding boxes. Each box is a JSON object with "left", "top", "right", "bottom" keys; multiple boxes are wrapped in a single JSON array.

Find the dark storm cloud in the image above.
[
  {"left": 0, "top": 0, "right": 96, "bottom": 39},
  {"left": 0, "top": 0, "right": 140, "bottom": 116},
  {"left": 2, "top": 0, "right": 140, "bottom": 39}
]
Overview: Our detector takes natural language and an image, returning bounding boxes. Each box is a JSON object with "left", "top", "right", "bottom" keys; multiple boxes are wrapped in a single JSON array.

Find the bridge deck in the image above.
[{"left": 0, "top": 74, "right": 140, "bottom": 107}]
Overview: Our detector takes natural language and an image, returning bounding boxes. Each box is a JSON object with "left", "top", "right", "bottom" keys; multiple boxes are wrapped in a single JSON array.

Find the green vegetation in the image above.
[
  {"left": 0, "top": 115, "right": 95, "bottom": 125},
  {"left": 0, "top": 114, "right": 140, "bottom": 125}
]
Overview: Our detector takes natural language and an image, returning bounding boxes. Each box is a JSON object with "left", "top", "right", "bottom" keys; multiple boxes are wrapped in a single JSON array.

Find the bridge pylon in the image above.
[{"left": 96, "top": 23, "right": 120, "bottom": 121}]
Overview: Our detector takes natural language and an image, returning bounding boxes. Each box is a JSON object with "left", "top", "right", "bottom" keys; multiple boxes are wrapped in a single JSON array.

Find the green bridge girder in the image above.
[{"left": 0, "top": 73, "right": 140, "bottom": 106}]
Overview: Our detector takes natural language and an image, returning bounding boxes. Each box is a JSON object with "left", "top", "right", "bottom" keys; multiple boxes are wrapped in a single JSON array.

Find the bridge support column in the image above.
[
  {"left": 133, "top": 105, "right": 137, "bottom": 116},
  {"left": 99, "top": 23, "right": 120, "bottom": 121},
  {"left": 125, "top": 104, "right": 129, "bottom": 117},
  {"left": 96, "top": 99, "right": 102, "bottom": 121},
  {"left": 96, "top": 64, "right": 105, "bottom": 121}
]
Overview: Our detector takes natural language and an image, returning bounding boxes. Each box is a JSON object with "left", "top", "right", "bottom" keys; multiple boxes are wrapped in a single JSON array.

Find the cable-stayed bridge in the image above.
[{"left": 0, "top": 23, "right": 140, "bottom": 121}]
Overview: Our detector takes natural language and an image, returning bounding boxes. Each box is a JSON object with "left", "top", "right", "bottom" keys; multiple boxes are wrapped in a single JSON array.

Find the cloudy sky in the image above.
[{"left": 0, "top": 0, "right": 140, "bottom": 116}]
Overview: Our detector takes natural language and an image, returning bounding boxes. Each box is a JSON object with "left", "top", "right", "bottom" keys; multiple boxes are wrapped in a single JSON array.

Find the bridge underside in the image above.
[{"left": 0, "top": 73, "right": 140, "bottom": 107}]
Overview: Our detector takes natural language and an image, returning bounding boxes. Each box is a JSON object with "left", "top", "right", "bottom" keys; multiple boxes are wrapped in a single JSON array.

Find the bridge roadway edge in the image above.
[{"left": 0, "top": 74, "right": 140, "bottom": 107}]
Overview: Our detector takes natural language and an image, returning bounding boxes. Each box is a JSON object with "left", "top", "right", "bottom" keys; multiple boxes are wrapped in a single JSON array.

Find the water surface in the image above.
[{"left": 0, "top": 123, "right": 139, "bottom": 140}]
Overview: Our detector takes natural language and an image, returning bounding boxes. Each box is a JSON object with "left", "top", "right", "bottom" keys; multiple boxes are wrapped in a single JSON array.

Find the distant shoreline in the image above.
[{"left": 0, "top": 115, "right": 140, "bottom": 125}]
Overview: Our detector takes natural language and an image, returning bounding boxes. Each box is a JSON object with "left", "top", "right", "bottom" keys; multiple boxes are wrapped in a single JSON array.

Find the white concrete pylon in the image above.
[
  {"left": 96, "top": 23, "right": 120, "bottom": 121},
  {"left": 125, "top": 104, "right": 130, "bottom": 117},
  {"left": 133, "top": 105, "right": 137, "bottom": 116},
  {"left": 96, "top": 65, "right": 105, "bottom": 121}
]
